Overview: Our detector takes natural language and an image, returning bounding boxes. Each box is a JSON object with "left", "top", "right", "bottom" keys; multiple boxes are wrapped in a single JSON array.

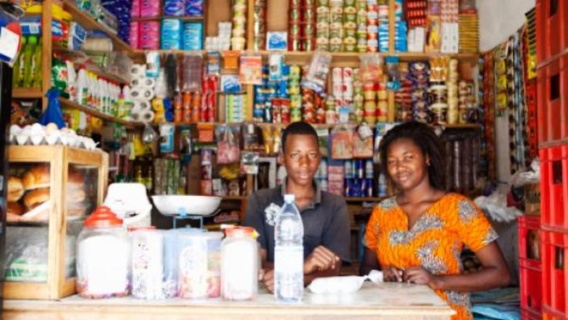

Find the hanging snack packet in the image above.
[
  {"left": 385, "top": 56, "right": 401, "bottom": 91},
  {"left": 301, "top": 51, "right": 332, "bottom": 92},
  {"left": 359, "top": 53, "right": 382, "bottom": 83},
  {"left": 330, "top": 124, "right": 354, "bottom": 160},
  {"left": 216, "top": 125, "right": 241, "bottom": 164}
]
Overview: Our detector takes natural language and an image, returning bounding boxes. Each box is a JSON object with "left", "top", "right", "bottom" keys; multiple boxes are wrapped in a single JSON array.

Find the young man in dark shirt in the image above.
[{"left": 243, "top": 121, "right": 351, "bottom": 292}]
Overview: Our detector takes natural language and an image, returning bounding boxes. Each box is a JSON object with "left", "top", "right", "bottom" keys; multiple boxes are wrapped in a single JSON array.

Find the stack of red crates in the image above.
[{"left": 536, "top": 0, "right": 568, "bottom": 319}]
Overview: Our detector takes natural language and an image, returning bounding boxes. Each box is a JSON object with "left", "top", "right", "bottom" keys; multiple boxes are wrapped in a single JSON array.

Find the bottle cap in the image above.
[{"left": 284, "top": 194, "right": 295, "bottom": 202}]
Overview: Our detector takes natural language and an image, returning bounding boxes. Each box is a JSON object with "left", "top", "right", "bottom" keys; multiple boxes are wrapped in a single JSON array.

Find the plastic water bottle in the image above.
[{"left": 274, "top": 194, "right": 304, "bottom": 303}]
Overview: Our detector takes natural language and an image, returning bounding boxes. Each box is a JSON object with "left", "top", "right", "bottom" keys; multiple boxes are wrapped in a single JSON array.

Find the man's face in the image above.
[{"left": 281, "top": 134, "right": 321, "bottom": 187}]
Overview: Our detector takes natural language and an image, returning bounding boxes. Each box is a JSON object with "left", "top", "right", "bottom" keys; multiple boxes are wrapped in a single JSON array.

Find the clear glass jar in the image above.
[
  {"left": 221, "top": 227, "right": 259, "bottom": 301},
  {"left": 76, "top": 206, "right": 130, "bottom": 299}
]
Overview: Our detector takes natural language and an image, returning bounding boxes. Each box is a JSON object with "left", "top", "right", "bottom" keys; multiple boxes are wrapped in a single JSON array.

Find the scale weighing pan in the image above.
[{"left": 152, "top": 195, "right": 222, "bottom": 217}]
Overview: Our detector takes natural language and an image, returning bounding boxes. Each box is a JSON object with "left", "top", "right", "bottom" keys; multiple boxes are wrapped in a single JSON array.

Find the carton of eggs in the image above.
[{"left": 9, "top": 123, "right": 98, "bottom": 150}]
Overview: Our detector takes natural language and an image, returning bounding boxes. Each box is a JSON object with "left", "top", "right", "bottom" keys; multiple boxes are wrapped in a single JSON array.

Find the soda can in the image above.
[
  {"left": 290, "top": 107, "right": 302, "bottom": 122},
  {"left": 288, "top": 37, "right": 301, "bottom": 51},
  {"left": 344, "top": 160, "right": 353, "bottom": 179},
  {"left": 304, "top": 0, "right": 316, "bottom": 6},
  {"left": 360, "top": 178, "right": 367, "bottom": 196},
  {"left": 366, "top": 178, "right": 374, "bottom": 197},
  {"left": 344, "top": 179, "right": 352, "bottom": 197},
  {"left": 290, "top": 0, "right": 301, "bottom": 6},
  {"left": 289, "top": 8, "right": 301, "bottom": 21},
  {"left": 289, "top": 23, "right": 301, "bottom": 36},
  {"left": 304, "top": 7, "right": 316, "bottom": 21},
  {"left": 302, "top": 38, "right": 315, "bottom": 51},
  {"left": 304, "top": 23, "right": 316, "bottom": 37}
]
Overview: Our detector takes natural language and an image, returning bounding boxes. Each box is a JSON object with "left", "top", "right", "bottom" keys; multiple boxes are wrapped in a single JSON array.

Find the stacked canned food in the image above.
[
  {"left": 231, "top": 0, "right": 247, "bottom": 50},
  {"left": 289, "top": 65, "right": 303, "bottom": 122},
  {"left": 355, "top": 0, "right": 367, "bottom": 52},
  {"left": 252, "top": 0, "right": 267, "bottom": 50},
  {"left": 409, "top": 61, "right": 430, "bottom": 123},
  {"left": 288, "top": 0, "right": 316, "bottom": 51},
  {"left": 342, "top": 0, "right": 357, "bottom": 52}
]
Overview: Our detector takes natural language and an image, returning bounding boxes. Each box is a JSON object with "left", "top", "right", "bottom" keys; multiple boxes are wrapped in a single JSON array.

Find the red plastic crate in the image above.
[
  {"left": 536, "top": 0, "right": 568, "bottom": 64},
  {"left": 526, "top": 79, "right": 538, "bottom": 160},
  {"left": 523, "top": 307, "right": 543, "bottom": 320},
  {"left": 520, "top": 259, "right": 543, "bottom": 314},
  {"left": 541, "top": 145, "right": 568, "bottom": 232},
  {"left": 544, "top": 307, "right": 568, "bottom": 320},
  {"left": 537, "top": 55, "right": 568, "bottom": 145},
  {"left": 541, "top": 230, "right": 568, "bottom": 317},
  {"left": 519, "top": 216, "right": 542, "bottom": 262}
]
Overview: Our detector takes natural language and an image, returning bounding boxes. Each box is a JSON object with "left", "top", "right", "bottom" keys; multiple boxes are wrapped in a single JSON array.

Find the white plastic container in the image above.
[
  {"left": 76, "top": 206, "right": 129, "bottom": 299},
  {"left": 221, "top": 227, "right": 259, "bottom": 301}
]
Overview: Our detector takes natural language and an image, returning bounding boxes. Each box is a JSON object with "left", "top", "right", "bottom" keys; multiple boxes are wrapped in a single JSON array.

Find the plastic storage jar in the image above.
[
  {"left": 76, "top": 206, "right": 130, "bottom": 299},
  {"left": 221, "top": 226, "right": 259, "bottom": 301}
]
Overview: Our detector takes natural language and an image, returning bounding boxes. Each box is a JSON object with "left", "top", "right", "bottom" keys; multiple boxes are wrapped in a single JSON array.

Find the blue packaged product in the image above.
[
  {"left": 164, "top": 0, "right": 184, "bottom": 16},
  {"left": 185, "top": 0, "right": 204, "bottom": 16},
  {"left": 182, "top": 22, "right": 202, "bottom": 50},
  {"left": 161, "top": 19, "right": 182, "bottom": 50}
]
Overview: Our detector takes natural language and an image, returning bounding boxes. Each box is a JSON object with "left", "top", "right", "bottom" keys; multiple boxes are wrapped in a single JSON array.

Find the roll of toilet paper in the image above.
[
  {"left": 131, "top": 110, "right": 155, "bottom": 123},
  {"left": 132, "top": 100, "right": 151, "bottom": 114},
  {"left": 131, "top": 64, "right": 147, "bottom": 77},
  {"left": 131, "top": 77, "right": 156, "bottom": 89},
  {"left": 131, "top": 87, "right": 156, "bottom": 101}
]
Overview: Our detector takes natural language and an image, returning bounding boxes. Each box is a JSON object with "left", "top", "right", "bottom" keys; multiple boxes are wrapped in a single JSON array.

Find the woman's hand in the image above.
[
  {"left": 382, "top": 265, "right": 405, "bottom": 282},
  {"left": 404, "top": 267, "right": 442, "bottom": 290}
]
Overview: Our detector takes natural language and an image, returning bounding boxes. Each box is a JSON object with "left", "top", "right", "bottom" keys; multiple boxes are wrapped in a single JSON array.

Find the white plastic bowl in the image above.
[{"left": 152, "top": 195, "right": 222, "bottom": 216}]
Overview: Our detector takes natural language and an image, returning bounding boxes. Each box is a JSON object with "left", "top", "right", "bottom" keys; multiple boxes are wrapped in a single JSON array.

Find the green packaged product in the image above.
[{"left": 51, "top": 58, "right": 68, "bottom": 98}]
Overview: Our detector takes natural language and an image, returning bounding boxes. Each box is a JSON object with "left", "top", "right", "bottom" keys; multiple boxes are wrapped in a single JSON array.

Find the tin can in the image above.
[
  {"left": 304, "top": 23, "right": 316, "bottom": 37},
  {"left": 304, "top": 7, "right": 316, "bottom": 21},
  {"left": 289, "top": 8, "right": 301, "bottom": 21},
  {"left": 344, "top": 160, "right": 353, "bottom": 179},
  {"left": 288, "top": 37, "right": 301, "bottom": 51},
  {"left": 344, "top": 179, "right": 352, "bottom": 197},
  {"left": 366, "top": 178, "right": 374, "bottom": 197},
  {"left": 289, "top": 23, "right": 301, "bottom": 36},
  {"left": 272, "top": 99, "right": 282, "bottom": 123},
  {"left": 356, "top": 159, "right": 364, "bottom": 179},
  {"left": 302, "top": 38, "right": 315, "bottom": 51},
  {"left": 290, "top": 107, "right": 302, "bottom": 122},
  {"left": 290, "top": 0, "right": 301, "bottom": 6}
]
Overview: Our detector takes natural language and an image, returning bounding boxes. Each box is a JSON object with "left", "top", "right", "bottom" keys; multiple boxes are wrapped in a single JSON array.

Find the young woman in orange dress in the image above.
[{"left": 359, "top": 122, "right": 511, "bottom": 320}]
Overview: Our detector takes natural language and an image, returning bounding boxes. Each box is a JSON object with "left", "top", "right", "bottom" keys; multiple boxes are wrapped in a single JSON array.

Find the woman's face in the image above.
[{"left": 385, "top": 138, "right": 430, "bottom": 191}]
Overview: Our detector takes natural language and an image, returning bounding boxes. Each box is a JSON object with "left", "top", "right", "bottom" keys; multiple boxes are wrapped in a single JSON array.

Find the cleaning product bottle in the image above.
[
  {"left": 76, "top": 69, "right": 88, "bottom": 105},
  {"left": 23, "top": 36, "right": 37, "bottom": 88},
  {"left": 16, "top": 36, "right": 28, "bottom": 87},
  {"left": 12, "top": 37, "right": 23, "bottom": 87},
  {"left": 32, "top": 37, "right": 42, "bottom": 88}
]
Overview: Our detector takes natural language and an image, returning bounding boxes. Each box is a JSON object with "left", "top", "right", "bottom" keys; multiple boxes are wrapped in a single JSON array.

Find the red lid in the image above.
[
  {"left": 224, "top": 226, "right": 257, "bottom": 237},
  {"left": 84, "top": 206, "right": 123, "bottom": 228}
]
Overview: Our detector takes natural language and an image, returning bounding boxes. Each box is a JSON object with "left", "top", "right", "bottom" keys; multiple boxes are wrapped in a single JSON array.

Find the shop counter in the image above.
[{"left": 3, "top": 282, "right": 455, "bottom": 320}]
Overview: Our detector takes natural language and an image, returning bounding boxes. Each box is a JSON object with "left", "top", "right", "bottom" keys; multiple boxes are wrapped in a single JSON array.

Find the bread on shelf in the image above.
[
  {"left": 7, "top": 177, "right": 24, "bottom": 202},
  {"left": 22, "top": 165, "right": 51, "bottom": 190}
]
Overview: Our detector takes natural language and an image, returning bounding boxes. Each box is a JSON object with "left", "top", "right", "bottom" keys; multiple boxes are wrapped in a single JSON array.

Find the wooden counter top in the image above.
[{"left": 3, "top": 282, "right": 455, "bottom": 320}]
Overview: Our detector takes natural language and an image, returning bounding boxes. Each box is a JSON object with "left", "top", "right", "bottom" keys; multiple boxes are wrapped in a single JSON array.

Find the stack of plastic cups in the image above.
[
  {"left": 342, "top": 0, "right": 357, "bottom": 52},
  {"left": 366, "top": 0, "right": 378, "bottom": 52},
  {"left": 329, "top": 0, "right": 343, "bottom": 52},
  {"left": 289, "top": 65, "right": 302, "bottom": 122},
  {"left": 252, "top": 0, "right": 267, "bottom": 50},
  {"left": 355, "top": 0, "right": 366, "bottom": 52},
  {"left": 447, "top": 59, "right": 459, "bottom": 124},
  {"left": 316, "top": 0, "right": 330, "bottom": 51},
  {"left": 231, "top": 0, "right": 247, "bottom": 50},
  {"left": 288, "top": 0, "right": 302, "bottom": 51},
  {"left": 353, "top": 68, "right": 364, "bottom": 123}
]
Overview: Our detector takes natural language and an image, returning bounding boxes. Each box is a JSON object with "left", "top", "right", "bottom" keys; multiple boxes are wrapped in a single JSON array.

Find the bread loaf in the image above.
[
  {"left": 22, "top": 165, "right": 51, "bottom": 190},
  {"left": 7, "top": 177, "right": 24, "bottom": 202}
]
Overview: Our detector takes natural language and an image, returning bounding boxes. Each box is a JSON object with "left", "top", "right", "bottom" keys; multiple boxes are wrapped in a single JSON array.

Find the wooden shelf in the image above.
[
  {"left": 61, "top": 0, "right": 133, "bottom": 55},
  {"left": 132, "top": 16, "right": 204, "bottom": 22},
  {"left": 12, "top": 88, "right": 43, "bottom": 99},
  {"left": 58, "top": 98, "right": 143, "bottom": 128},
  {"left": 53, "top": 46, "right": 130, "bottom": 84}
]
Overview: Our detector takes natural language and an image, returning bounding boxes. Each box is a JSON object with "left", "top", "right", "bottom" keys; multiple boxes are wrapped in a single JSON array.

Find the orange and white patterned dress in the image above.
[{"left": 364, "top": 193, "right": 498, "bottom": 320}]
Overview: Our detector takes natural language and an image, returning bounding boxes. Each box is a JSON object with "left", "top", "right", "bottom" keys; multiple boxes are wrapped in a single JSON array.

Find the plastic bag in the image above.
[
  {"left": 301, "top": 51, "right": 332, "bottom": 92},
  {"left": 39, "top": 88, "right": 66, "bottom": 128},
  {"left": 330, "top": 125, "right": 353, "bottom": 160},
  {"left": 216, "top": 125, "right": 241, "bottom": 164},
  {"left": 308, "top": 270, "right": 383, "bottom": 294},
  {"left": 474, "top": 188, "right": 523, "bottom": 223}
]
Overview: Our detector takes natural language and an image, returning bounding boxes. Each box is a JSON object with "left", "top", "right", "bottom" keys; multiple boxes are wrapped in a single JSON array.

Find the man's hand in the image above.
[
  {"left": 259, "top": 268, "right": 275, "bottom": 293},
  {"left": 304, "top": 245, "right": 340, "bottom": 274}
]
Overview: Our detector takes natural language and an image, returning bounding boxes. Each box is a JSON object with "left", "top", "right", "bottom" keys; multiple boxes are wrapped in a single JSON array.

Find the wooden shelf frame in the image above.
[
  {"left": 59, "top": 98, "right": 143, "bottom": 129},
  {"left": 12, "top": 88, "right": 43, "bottom": 99},
  {"left": 132, "top": 15, "right": 205, "bottom": 22},
  {"left": 61, "top": 0, "right": 134, "bottom": 55}
]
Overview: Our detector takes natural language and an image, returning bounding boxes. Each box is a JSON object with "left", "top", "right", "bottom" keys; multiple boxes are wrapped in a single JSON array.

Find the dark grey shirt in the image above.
[{"left": 243, "top": 181, "right": 351, "bottom": 264}]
